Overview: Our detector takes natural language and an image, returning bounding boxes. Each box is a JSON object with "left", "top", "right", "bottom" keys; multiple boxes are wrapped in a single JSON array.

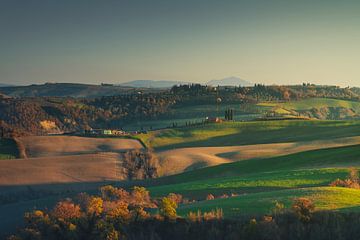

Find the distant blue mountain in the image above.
[
  {"left": 206, "top": 77, "right": 252, "bottom": 86},
  {"left": 120, "top": 80, "right": 192, "bottom": 88}
]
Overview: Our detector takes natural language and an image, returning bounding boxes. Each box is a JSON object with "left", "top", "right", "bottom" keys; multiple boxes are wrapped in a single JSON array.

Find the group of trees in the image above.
[
  {"left": 7, "top": 185, "right": 179, "bottom": 240},
  {"left": 121, "top": 150, "right": 159, "bottom": 180},
  {"left": 9, "top": 187, "right": 360, "bottom": 240}
]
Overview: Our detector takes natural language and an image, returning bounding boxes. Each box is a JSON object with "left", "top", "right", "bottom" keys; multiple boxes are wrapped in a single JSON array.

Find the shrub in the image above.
[
  {"left": 52, "top": 199, "right": 81, "bottom": 220},
  {"left": 159, "top": 197, "right": 177, "bottom": 219},
  {"left": 86, "top": 197, "right": 104, "bottom": 216},
  {"left": 271, "top": 200, "right": 285, "bottom": 215},
  {"left": 206, "top": 194, "right": 215, "bottom": 201},
  {"left": 292, "top": 197, "right": 315, "bottom": 222},
  {"left": 167, "top": 193, "right": 183, "bottom": 204}
]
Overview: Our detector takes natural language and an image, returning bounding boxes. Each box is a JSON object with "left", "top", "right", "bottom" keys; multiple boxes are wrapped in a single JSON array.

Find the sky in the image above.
[{"left": 0, "top": 0, "right": 360, "bottom": 86}]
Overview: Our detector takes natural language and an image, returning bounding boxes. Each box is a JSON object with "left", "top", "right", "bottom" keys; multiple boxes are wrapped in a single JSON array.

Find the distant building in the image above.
[
  {"left": 84, "top": 128, "right": 129, "bottom": 136},
  {"left": 205, "top": 117, "right": 223, "bottom": 123}
]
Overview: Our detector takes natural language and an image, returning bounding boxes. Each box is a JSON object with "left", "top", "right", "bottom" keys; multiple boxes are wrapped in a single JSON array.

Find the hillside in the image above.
[
  {"left": 3, "top": 119, "right": 360, "bottom": 236},
  {"left": 0, "top": 136, "right": 144, "bottom": 186},
  {"left": 2, "top": 84, "right": 360, "bottom": 136},
  {"left": 0, "top": 82, "right": 162, "bottom": 98},
  {"left": 139, "top": 120, "right": 360, "bottom": 150},
  {"left": 144, "top": 144, "right": 360, "bottom": 216},
  {"left": 259, "top": 98, "right": 360, "bottom": 119},
  {"left": 206, "top": 76, "right": 252, "bottom": 86},
  {"left": 120, "top": 80, "right": 192, "bottom": 88}
]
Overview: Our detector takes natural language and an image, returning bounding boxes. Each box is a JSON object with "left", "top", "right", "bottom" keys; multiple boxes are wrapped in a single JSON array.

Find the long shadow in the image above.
[{"left": 155, "top": 123, "right": 360, "bottom": 151}]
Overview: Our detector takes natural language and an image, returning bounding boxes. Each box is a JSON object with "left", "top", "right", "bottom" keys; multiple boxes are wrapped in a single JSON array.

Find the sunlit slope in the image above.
[
  {"left": 258, "top": 98, "right": 360, "bottom": 111},
  {"left": 139, "top": 144, "right": 360, "bottom": 216},
  {"left": 138, "top": 120, "right": 360, "bottom": 150},
  {"left": 150, "top": 144, "right": 360, "bottom": 187},
  {"left": 177, "top": 187, "right": 360, "bottom": 217},
  {"left": 157, "top": 136, "right": 360, "bottom": 175}
]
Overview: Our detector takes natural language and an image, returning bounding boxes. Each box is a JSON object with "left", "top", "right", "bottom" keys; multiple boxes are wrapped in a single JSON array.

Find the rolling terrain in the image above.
[
  {"left": 3, "top": 108, "right": 360, "bottom": 236},
  {"left": 0, "top": 82, "right": 162, "bottom": 98},
  {"left": 145, "top": 144, "right": 360, "bottom": 217},
  {"left": 0, "top": 136, "right": 143, "bottom": 186}
]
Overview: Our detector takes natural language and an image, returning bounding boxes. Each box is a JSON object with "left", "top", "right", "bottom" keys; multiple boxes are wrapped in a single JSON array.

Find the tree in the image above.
[
  {"left": 159, "top": 197, "right": 177, "bottom": 219},
  {"left": 86, "top": 197, "right": 103, "bottom": 216},
  {"left": 52, "top": 200, "right": 81, "bottom": 220},
  {"left": 292, "top": 197, "right": 315, "bottom": 222}
]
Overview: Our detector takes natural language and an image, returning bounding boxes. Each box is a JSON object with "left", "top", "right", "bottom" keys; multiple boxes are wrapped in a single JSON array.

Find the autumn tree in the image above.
[
  {"left": 159, "top": 197, "right": 177, "bottom": 220},
  {"left": 292, "top": 197, "right": 315, "bottom": 222}
]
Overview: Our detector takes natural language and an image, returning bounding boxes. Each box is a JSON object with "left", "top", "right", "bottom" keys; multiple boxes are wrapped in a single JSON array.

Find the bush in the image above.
[
  {"left": 159, "top": 197, "right": 177, "bottom": 220},
  {"left": 292, "top": 197, "right": 315, "bottom": 222}
]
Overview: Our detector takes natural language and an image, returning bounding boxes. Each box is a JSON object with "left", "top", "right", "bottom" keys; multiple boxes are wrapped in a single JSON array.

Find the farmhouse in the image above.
[
  {"left": 205, "top": 117, "right": 223, "bottom": 123},
  {"left": 85, "top": 129, "right": 128, "bottom": 136}
]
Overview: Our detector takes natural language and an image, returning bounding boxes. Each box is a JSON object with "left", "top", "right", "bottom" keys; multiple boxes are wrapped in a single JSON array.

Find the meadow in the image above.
[
  {"left": 138, "top": 120, "right": 360, "bottom": 150},
  {"left": 132, "top": 121, "right": 360, "bottom": 217},
  {"left": 258, "top": 97, "right": 360, "bottom": 112}
]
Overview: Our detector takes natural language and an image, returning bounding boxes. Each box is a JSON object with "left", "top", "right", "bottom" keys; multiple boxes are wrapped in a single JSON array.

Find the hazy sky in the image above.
[{"left": 1, "top": 0, "right": 360, "bottom": 86}]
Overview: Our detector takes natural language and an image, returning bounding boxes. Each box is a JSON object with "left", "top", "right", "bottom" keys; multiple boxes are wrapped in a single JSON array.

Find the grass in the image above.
[
  {"left": 148, "top": 168, "right": 349, "bottom": 199},
  {"left": 138, "top": 120, "right": 360, "bottom": 150},
  {"left": 146, "top": 144, "right": 360, "bottom": 186},
  {"left": 177, "top": 187, "right": 360, "bottom": 217},
  {"left": 258, "top": 98, "right": 360, "bottom": 112},
  {"left": 0, "top": 138, "right": 18, "bottom": 160},
  {"left": 130, "top": 143, "right": 360, "bottom": 217}
]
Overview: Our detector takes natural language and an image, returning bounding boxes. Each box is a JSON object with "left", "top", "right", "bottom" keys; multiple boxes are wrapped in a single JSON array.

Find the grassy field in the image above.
[
  {"left": 138, "top": 120, "right": 360, "bottom": 150},
  {"left": 0, "top": 138, "right": 18, "bottom": 160},
  {"left": 177, "top": 187, "right": 360, "bottom": 217},
  {"left": 133, "top": 143, "right": 360, "bottom": 217},
  {"left": 258, "top": 98, "right": 360, "bottom": 112}
]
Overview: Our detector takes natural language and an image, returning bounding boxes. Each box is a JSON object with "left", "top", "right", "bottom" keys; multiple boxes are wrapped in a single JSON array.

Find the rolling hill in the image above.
[
  {"left": 206, "top": 76, "right": 252, "bottom": 86},
  {"left": 0, "top": 82, "right": 162, "bottom": 98},
  {"left": 120, "top": 80, "right": 192, "bottom": 88},
  {"left": 144, "top": 144, "right": 360, "bottom": 216}
]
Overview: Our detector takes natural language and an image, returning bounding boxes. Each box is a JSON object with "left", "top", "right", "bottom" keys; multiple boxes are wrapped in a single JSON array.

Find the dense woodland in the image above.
[{"left": 1, "top": 84, "right": 360, "bottom": 137}]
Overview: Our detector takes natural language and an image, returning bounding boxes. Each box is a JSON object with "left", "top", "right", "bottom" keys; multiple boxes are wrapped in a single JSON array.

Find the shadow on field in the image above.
[{"left": 155, "top": 123, "right": 360, "bottom": 150}]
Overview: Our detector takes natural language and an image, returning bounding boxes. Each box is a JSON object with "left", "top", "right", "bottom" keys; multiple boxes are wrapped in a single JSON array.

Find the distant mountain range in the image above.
[
  {"left": 119, "top": 80, "right": 192, "bottom": 88},
  {"left": 206, "top": 77, "right": 252, "bottom": 86}
]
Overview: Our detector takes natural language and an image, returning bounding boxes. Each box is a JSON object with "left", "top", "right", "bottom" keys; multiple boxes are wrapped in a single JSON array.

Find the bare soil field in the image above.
[
  {"left": 157, "top": 136, "right": 360, "bottom": 175},
  {"left": 0, "top": 152, "right": 125, "bottom": 186},
  {"left": 18, "top": 135, "right": 143, "bottom": 158},
  {"left": 0, "top": 136, "right": 143, "bottom": 191}
]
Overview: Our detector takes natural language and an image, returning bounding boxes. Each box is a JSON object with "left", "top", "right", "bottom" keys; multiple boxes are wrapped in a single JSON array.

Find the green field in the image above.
[
  {"left": 130, "top": 120, "right": 360, "bottom": 217},
  {"left": 146, "top": 144, "right": 360, "bottom": 195},
  {"left": 138, "top": 120, "right": 360, "bottom": 150},
  {"left": 258, "top": 98, "right": 360, "bottom": 111},
  {"left": 177, "top": 187, "right": 360, "bottom": 217}
]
